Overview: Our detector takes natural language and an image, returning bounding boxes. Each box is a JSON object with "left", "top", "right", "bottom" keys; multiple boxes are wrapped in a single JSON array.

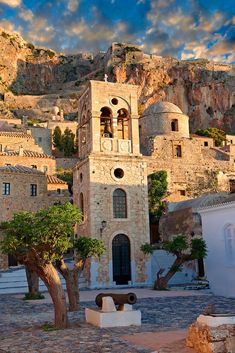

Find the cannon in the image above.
[{"left": 95, "top": 292, "right": 137, "bottom": 308}]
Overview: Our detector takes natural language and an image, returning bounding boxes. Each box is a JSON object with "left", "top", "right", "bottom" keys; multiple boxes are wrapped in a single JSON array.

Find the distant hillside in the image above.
[{"left": 0, "top": 29, "right": 235, "bottom": 132}]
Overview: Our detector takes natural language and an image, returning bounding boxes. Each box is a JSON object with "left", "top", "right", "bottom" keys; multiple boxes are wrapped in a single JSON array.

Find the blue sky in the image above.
[{"left": 0, "top": 0, "right": 235, "bottom": 63}]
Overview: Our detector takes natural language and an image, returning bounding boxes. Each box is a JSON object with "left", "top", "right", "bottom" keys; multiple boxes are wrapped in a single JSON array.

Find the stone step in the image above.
[{"left": 0, "top": 265, "right": 86, "bottom": 294}]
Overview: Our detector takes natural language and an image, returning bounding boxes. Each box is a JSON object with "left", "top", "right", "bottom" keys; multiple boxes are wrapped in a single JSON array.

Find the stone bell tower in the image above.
[{"left": 74, "top": 80, "right": 151, "bottom": 288}]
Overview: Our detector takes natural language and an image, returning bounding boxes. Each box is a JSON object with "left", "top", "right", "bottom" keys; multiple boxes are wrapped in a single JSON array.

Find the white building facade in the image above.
[{"left": 199, "top": 201, "right": 235, "bottom": 298}]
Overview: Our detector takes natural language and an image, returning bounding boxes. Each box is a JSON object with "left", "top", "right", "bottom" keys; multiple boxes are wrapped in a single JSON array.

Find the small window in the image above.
[
  {"left": 113, "top": 188, "right": 127, "bottom": 218},
  {"left": 30, "top": 184, "right": 37, "bottom": 196},
  {"left": 0, "top": 144, "right": 2, "bottom": 152},
  {"left": 111, "top": 98, "right": 118, "bottom": 105},
  {"left": 80, "top": 192, "right": 84, "bottom": 220},
  {"left": 31, "top": 165, "right": 37, "bottom": 169},
  {"left": 171, "top": 119, "right": 178, "bottom": 131},
  {"left": 204, "top": 141, "right": 208, "bottom": 147},
  {"left": 2, "top": 182, "right": 10, "bottom": 195},
  {"left": 38, "top": 137, "right": 42, "bottom": 143},
  {"left": 114, "top": 168, "right": 124, "bottom": 179},
  {"left": 179, "top": 190, "right": 186, "bottom": 196},
  {"left": 43, "top": 166, "right": 48, "bottom": 173},
  {"left": 175, "top": 145, "right": 182, "bottom": 158},
  {"left": 57, "top": 188, "right": 61, "bottom": 194}
]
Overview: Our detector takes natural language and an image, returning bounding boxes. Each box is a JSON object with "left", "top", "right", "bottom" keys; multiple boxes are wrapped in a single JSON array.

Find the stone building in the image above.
[
  {"left": 0, "top": 131, "right": 43, "bottom": 153},
  {"left": 74, "top": 80, "right": 151, "bottom": 288},
  {"left": 0, "top": 147, "right": 56, "bottom": 175},
  {"left": 0, "top": 165, "right": 69, "bottom": 269},
  {"left": 29, "top": 126, "right": 52, "bottom": 155},
  {"left": 140, "top": 101, "right": 235, "bottom": 201}
]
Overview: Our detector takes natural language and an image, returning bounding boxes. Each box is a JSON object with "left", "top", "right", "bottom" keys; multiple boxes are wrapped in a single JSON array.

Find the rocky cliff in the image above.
[{"left": 0, "top": 30, "right": 235, "bottom": 132}]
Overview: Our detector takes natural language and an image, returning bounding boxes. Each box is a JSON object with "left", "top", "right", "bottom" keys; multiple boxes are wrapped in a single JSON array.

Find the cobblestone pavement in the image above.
[{"left": 1, "top": 292, "right": 235, "bottom": 353}]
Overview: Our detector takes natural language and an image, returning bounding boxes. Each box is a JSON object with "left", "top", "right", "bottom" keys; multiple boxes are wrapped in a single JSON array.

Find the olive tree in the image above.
[
  {"left": 141, "top": 235, "right": 207, "bottom": 290},
  {"left": 0, "top": 203, "right": 82, "bottom": 329},
  {"left": 56, "top": 236, "right": 105, "bottom": 311}
]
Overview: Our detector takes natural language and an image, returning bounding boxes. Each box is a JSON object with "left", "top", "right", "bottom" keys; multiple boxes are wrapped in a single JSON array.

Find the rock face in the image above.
[
  {"left": 106, "top": 43, "right": 235, "bottom": 133},
  {"left": 0, "top": 32, "right": 235, "bottom": 132}
]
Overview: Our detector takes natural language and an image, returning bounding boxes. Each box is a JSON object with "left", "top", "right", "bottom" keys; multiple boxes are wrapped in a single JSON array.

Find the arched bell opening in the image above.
[
  {"left": 100, "top": 107, "right": 113, "bottom": 138},
  {"left": 117, "top": 108, "right": 129, "bottom": 139}
]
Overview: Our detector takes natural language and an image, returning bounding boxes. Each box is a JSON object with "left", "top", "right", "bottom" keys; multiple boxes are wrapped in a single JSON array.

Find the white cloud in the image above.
[
  {"left": 18, "top": 8, "right": 34, "bottom": 22},
  {"left": 0, "top": 0, "right": 21, "bottom": 7},
  {"left": 27, "top": 17, "right": 55, "bottom": 43},
  {"left": 0, "top": 19, "right": 15, "bottom": 32},
  {"left": 67, "top": 0, "right": 79, "bottom": 12}
]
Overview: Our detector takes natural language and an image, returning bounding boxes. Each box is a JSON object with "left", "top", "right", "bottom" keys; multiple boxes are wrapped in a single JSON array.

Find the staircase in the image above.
[{"left": 0, "top": 263, "right": 87, "bottom": 294}]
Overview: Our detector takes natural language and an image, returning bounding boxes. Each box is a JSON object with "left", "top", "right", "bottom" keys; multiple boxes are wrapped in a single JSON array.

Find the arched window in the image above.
[
  {"left": 117, "top": 108, "right": 129, "bottom": 139},
  {"left": 171, "top": 119, "right": 179, "bottom": 131},
  {"left": 80, "top": 192, "right": 84, "bottom": 220},
  {"left": 113, "top": 188, "right": 127, "bottom": 218},
  {"left": 224, "top": 224, "right": 235, "bottom": 266},
  {"left": 100, "top": 107, "right": 113, "bottom": 138}
]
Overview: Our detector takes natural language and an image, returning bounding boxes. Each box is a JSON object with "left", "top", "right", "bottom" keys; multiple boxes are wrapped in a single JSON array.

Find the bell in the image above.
[{"left": 103, "top": 120, "right": 112, "bottom": 138}]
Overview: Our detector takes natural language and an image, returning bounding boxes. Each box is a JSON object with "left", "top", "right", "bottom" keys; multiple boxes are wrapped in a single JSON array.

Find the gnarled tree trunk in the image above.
[
  {"left": 154, "top": 256, "right": 188, "bottom": 290},
  {"left": 56, "top": 259, "right": 83, "bottom": 312},
  {"left": 25, "top": 266, "right": 39, "bottom": 295},
  {"left": 36, "top": 263, "right": 68, "bottom": 329}
]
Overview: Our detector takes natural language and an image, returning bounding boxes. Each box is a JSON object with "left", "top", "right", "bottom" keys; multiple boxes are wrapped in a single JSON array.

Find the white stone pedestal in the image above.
[{"left": 85, "top": 307, "right": 141, "bottom": 328}]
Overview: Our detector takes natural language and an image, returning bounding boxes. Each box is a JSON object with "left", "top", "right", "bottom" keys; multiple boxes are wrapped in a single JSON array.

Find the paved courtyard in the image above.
[{"left": 1, "top": 289, "right": 235, "bottom": 352}]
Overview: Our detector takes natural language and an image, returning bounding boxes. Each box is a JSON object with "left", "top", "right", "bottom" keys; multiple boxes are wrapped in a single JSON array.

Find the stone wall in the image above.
[
  {"left": 187, "top": 316, "right": 235, "bottom": 353},
  {"left": 29, "top": 127, "right": 52, "bottom": 155},
  {"left": 0, "top": 132, "right": 42, "bottom": 153},
  {"left": 56, "top": 158, "right": 78, "bottom": 170},
  {"left": 146, "top": 135, "right": 235, "bottom": 198},
  {"left": 0, "top": 153, "right": 56, "bottom": 175},
  {"left": 0, "top": 169, "right": 70, "bottom": 269},
  {"left": 74, "top": 153, "right": 150, "bottom": 287}
]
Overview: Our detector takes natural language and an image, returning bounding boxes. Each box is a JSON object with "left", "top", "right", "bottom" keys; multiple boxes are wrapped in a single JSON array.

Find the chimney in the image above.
[{"left": 19, "top": 146, "right": 24, "bottom": 156}]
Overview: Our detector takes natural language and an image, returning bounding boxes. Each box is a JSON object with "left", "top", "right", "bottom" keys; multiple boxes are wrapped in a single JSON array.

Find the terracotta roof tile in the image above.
[
  {"left": 0, "top": 150, "right": 54, "bottom": 159},
  {"left": 0, "top": 131, "right": 33, "bottom": 138},
  {"left": 47, "top": 175, "right": 67, "bottom": 184},
  {"left": 0, "top": 165, "right": 44, "bottom": 175}
]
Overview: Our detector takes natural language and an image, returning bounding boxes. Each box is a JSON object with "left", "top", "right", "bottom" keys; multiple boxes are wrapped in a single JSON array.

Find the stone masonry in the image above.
[
  {"left": 74, "top": 80, "right": 150, "bottom": 288},
  {"left": 0, "top": 165, "right": 69, "bottom": 269},
  {"left": 140, "top": 101, "right": 235, "bottom": 201}
]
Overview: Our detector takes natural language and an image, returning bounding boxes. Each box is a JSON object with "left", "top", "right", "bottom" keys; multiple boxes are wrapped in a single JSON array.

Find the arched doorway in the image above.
[{"left": 112, "top": 234, "right": 131, "bottom": 285}]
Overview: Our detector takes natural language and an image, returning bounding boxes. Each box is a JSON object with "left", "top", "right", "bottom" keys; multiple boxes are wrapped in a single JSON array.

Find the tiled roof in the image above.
[
  {"left": 0, "top": 165, "right": 44, "bottom": 175},
  {"left": 0, "top": 131, "right": 33, "bottom": 138},
  {"left": 169, "top": 192, "right": 229, "bottom": 212},
  {"left": 0, "top": 150, "right": 54, "bottom": 159},
  {"left": 47, "top": 175, "right": 67, "bottom": 184}
]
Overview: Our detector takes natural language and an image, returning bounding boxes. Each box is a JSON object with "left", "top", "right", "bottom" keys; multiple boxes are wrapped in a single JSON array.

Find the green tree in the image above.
[
  {"left": 0, "top": 203, "right": 82, "bottom": 329},
  {"left": 57, "top": 170, "right": 73, "bottom": 194},
  {"left": 53, "top": 126, "right": 63, "bottom": 151},
  {"left": 141, "top": 235, "right": 207, "bottom": 290},
  {"left": 196, "top": 127, "right": 226, "bottom": 147},
  {"left": 56, "top": 236, "right": 105, "bottom": 311},
  {"left": 148, "top": 171, "right": 168, "bottom": 218},
  {"left": 62, "top": 128, "right": 76, "bottom": 157}
]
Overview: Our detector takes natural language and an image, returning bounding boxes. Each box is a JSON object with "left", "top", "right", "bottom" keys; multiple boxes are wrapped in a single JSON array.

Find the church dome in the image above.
[
  {"left": 143, "top": 101, "right": 183, "bottom": 116},
  {"left": 140, "top": 101, "right": 190, "bottom": 139}
]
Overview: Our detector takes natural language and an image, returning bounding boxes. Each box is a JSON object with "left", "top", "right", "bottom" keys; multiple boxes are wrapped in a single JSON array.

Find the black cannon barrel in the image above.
[{"left": 95, "top": 292, "right": 137, "bottom": 307}]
